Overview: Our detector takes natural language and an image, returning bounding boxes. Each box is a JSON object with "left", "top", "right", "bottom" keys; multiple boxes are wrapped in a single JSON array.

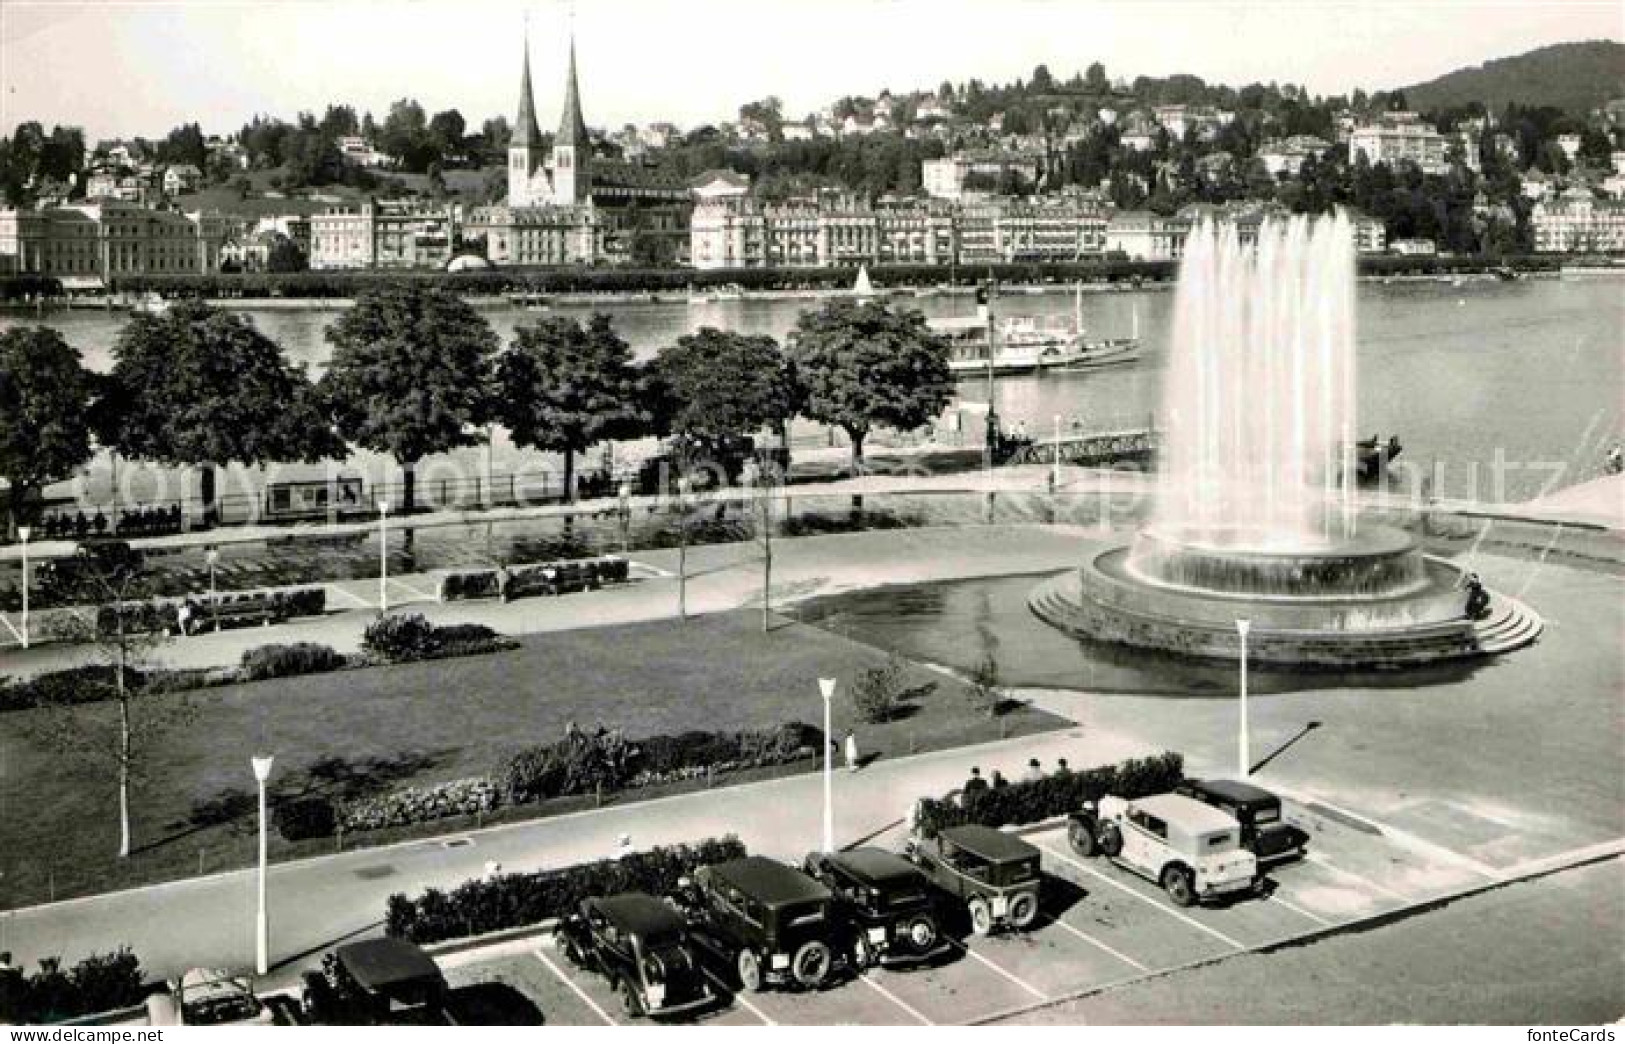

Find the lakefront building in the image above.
[
  {"left": 0, "top": 202, "right": 230, "bottom": 282},
  {"left": 308, "top": 200, "right": 459, "bottom": 270}
]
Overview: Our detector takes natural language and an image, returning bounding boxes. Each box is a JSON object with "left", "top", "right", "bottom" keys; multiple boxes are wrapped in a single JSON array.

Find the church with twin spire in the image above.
[{"left": 469, "top": 27, "right": 691, "bottom": 266}]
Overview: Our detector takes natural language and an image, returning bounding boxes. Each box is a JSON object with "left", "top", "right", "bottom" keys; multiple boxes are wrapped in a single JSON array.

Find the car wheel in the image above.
[
  {"left": 791, "top": 941, "right": 832, "bottom": 987},
  {"left": 906, "top": 915, "right": 938, "bottom": 953},
  {"left": 618, "top": 978, "right": 643, "bottom": 1018},
  {"left": 853, "top": 935, "right": 875, "bottom": 969},
  {"left": 968, "top": 897, "right": 994, "bottom": 935},
  {"left": 1162, "top": 865, "right": 1196, "bottom": 907},
  {"left": 1008, "top": 891, "right": 1039, "bottom": 930},
  {"left": 1068, "top": 818, "right": 1098, "bottom": 857},
  {"left": 1097, "top": 823, "right": 1123, "bottom": 858},
  {"left": 737, "top": 949, "right": 764, "bottom": 992}
]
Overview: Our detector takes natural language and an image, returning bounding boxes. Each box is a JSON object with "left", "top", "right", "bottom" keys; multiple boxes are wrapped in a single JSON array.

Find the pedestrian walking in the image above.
[
  {"left": 176, "top": 600, "right": 194, "bottom": 637},
  {"left": 990, "top": 769, "right": 1009, "bottom": 789},
  {"left": 844, "top": 730, "right": 860, "bottom": 772},
  {"left": 1608, "top": 444, "right": 1624, "bottom": 475},
  {"left": 495, "top": 563, "right": 513, "bottom": 603},
  {"left": 960, "top": 766, "right": 989, "bottom": 804},
  {"left": 1022, "top": 757, "right": 1043, "bottom": 783},
  {"left": 1053, "top": 758, "right": 1072, "bottom": 779}
]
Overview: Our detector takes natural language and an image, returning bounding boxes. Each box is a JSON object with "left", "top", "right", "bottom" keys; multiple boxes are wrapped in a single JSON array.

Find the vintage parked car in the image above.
[
  {"left": 1068, "top": 793, "right": 1261, "bottom": 907},
  {"left": 903, "top": 823, "right": 1042, "bottom": 934},
  {"left": 1174, "top": 778, "right": 1310, "bottom": 864},
  {"left": 146, "top": 968, "right": 277, "bottom": 1026},
  {"left": 669, "top": 855, "right": 842, "bottom": 992},
  {"left": 555, "top": 892, "right": 714, "bottom": 1018},
  {"left": 802, "top": 847, "right": 949, "bottom": 968},
  {"left": 300, "top": 938, "right": 454, "bottom": 1025}
]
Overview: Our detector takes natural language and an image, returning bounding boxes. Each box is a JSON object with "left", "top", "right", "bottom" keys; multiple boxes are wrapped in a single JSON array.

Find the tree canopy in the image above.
[
  {"left": 321, "top": 283, "right": 499, "bottom": 510},
  {"left": 0, "top": 326, "right": 99, "bottom": 535},
  {"left": 786, "top": 300, "right": 954, "bottom": 469},
  {"left": 494, "top": 314, "right": 653, "bottom": 500},
  {"left": 651, "top": 328, "right": 803, "bottom": 441}
]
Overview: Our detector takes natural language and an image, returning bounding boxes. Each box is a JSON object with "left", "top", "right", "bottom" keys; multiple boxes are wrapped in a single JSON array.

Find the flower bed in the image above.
[{"left": 338, "top": 776, "right": 501, "bottom": 833}]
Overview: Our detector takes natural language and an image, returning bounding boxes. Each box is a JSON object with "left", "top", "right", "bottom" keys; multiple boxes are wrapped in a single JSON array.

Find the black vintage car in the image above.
[
  {"left": 299, "top": 938, "right": 454, "bottom": 1026},
  {"left": 1174, "top": 779, "right": 1310, "bottom": 864},
  {"left": 670, "top": 856, "right": 842, "bottom": 992},
  {"left": 802, "top": 847, "right": 949, "bottom": 968},
  {"left": 555, "top": 893, "right": 714, "bottom": 1018},
  {"left": 904, "top": 824, "right": 1042, "bottom": 935}
]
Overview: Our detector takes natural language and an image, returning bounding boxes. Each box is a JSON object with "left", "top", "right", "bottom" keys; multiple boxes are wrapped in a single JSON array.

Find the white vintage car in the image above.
[{"left": 1068, "top": 793, "right": 1262, "bottom": 906}]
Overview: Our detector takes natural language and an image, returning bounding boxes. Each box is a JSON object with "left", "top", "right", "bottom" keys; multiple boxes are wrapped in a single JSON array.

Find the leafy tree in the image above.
[
  {"left": 1085, "top": 61, "right": 1109, "bottom": 91},
  {"left": 787, "top": 300, "right": 953, "bottom": 472},
  {"left": 320, "top": 104, "right": 359, "bottom": 139},
  {"left": 157, "top": 122, "right": 207, "bottom": 168},
  {"left": 493, "top": 314, "right": 651, "bottom": 502},
  {"left": 322, "top": 283, "right": 498, "bottom": 512},
  {"left": 428, "top": 109, "right": 466, "bottom": 155},
  {"left": 651, "top": 328, "right": 802, "bottom": 444},
  {"left": 0, "top": 327, "right": 99, "bottom": 538},
  {"left": 381, "top": 98, "right": 435, "bottom": 172},
  {"left": 266, "top": 235, "right": 307, "bottom": 273},
  {"left": 99, "top": 302, "right": 339, "bottom": 524},
  {"left": 739, "top": 97, "right": 784, "bottom": 140}
]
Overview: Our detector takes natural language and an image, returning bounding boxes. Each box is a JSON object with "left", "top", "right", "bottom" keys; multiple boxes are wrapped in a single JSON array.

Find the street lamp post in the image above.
[
  {"left": 377, "top": 500, "right": 389, "bottom": 612},
  {"left": 618, "top": 481, "right": 632, "bottom": 554},
  {"left": 18, "top": 525, "right": 30, "bottom": 650},
  {"left": 1051, "top": 413, "right": 1062, "bottom": 491},
  {"left": 205, "top": 546, "right": 219, "bottom": 632},
  {"left": 819, "top": 678, "right": 837, "bottom": 853},
  {"left": 675, "top": 477, "right": 691, "bottom": 623},
  {"left": 1236, "top": 619, "right": 1252, "bottom": 779},
  {"left": 250, "top": 754, "right": 274, "bottom": 976}
]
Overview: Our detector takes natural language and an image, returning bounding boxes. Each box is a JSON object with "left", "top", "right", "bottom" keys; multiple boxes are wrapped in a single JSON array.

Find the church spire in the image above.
[
  {"left": 512, "top": 23, "right": 543, "bottom": 150},
  {"left": 556, "top": 34, "right": 589, "bottom": 148}
]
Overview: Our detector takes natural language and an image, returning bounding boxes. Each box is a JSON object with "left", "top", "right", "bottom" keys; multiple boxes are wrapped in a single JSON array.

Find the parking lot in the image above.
[{"left": 436, "top": 793, "right": 1508, "bottom": 1026}]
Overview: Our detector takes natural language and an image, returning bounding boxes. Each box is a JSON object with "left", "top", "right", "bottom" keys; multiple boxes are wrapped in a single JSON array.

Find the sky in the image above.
[{"left": 2, "top": 0, "right": 1621, "bottom": 143}]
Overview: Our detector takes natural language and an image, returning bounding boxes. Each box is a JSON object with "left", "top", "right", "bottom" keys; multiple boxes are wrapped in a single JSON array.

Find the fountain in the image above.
[{"left": 1031, "top": 212, "right": 1541, "bottom": 667}]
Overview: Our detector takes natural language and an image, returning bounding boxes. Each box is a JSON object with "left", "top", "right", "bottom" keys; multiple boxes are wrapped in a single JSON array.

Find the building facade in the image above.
[
  {"left": 1349, "top": 113, "right": 1462, "bottom": 175},
  {"left": 1532, "top": 196, "right": 1625, "bottom": 253},
  {"left": 0, "top": 202, "right": 229, "bottom": 281},
  {"left": 308, "top": 201, "right": 458, "bottom": 270}
]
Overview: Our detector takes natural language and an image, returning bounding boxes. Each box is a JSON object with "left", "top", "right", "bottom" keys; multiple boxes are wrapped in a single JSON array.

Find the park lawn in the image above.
[{"left": 0, "top": 610, "right": 1065, "bottom": 908}]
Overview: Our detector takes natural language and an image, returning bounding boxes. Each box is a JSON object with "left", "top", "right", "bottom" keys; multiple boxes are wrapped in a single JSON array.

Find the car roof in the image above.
[
  {"left": 1135, "top": 793, "right": 1241, "bottom": 832},
  {"left": 1184, "top": 778, "right": 1281, "bottom": 806},
  {"left": 830, "top": 847, "right": 925, "bottom": 884},
  {"left": 335, "top": 938, "right": 444, "bottom": 990},
  {"left": 939, "top": 824, "right": 1040, "bottom": 862},
  {"left": 711, "top": 856, "right": 832, "bottom": 906},
  {"left": 591, "top": 892, "right": 687, "bottom": 935},
  {"left": 179, "top": 968, "right": 249, "bottom": 1001}
]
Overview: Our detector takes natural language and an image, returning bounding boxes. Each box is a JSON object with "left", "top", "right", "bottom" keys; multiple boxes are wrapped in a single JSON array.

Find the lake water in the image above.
[{"left": 4, "top": 274, "right": 1621, "bottom": 504}]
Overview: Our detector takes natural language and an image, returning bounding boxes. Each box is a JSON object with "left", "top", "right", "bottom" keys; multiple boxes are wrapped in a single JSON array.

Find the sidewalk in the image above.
[
  {"left": 0, "top": 724, "right": 1152, "bottom": 988},
  {"left": 0, "top": 524, "right": 1109, "bottom": 679}
]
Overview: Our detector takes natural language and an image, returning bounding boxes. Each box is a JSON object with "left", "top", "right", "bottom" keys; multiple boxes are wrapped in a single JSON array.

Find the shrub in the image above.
[
  {"left": 914, "top": 751, "right": 1185, "bottom": 838},
  {"left": 964, "top": 654, "right": 1003, "bottom": 718},
  {"left": 361, "top": 613, "right": 439, "bottom": 662},
  {"left": 338, "top": 776, "right": 500, "bottom": 833},
  {"left": 384, "top": 836, "right": 747, "bottom": 945},
  {"left": 274, "top": 796, "right": 337, "bottom": 841},
  {"left": 7, "top": 949, "right": 145, "bottom": 1024},
  {"left": 0, "top": 665, "right": 148, "bottom": 713},
  {"left": 240, "top": 642, "right": 348, "bottom": 681},
  {"left": 850, "top": 654, "right": 908, "bottom": 724}
]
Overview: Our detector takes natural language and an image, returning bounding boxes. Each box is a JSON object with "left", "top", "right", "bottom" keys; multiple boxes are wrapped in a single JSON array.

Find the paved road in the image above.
[{"left": 0, "top": 725, "right": 1140, "bottom": 989}]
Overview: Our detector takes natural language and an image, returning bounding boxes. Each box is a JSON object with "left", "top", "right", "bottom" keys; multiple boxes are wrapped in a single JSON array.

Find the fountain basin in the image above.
[
  {"left": 1030, "top": 532, "right": 1543, "bottom": 668},
  {"left": 1125, "top": 523, "right": 1430, "bottom": 601}
]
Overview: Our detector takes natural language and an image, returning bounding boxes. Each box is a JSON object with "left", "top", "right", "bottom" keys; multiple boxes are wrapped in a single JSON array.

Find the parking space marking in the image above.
[
  {"left": 323, "top": 582, "right": 373, "bottom": 609},
  {"left": 1273, "top": 786, "right": 1506, "bottom": 882},
  {"left": 387, "top": 577, "right": 437, "bottom": 603},
  {"left": 1036, "top": 842, "right": 1247, "bottom": 952},
  {"left": 860, "top": 973, "right": 934, "bottom": 1025},
  {"left": 531, "top": 947, "right": 618, "bottom": 1026},
  {"left": 698, "top": 969, "right": 775, "bottom": 1026},
  {"left": 1043, "top": 915, "right": 1150, "bottom": 972},
  {"left": 1263, "top": 891, "right": 1332, "bottom": 928},
  {"left": 1302, "top": 852, "right": 1410, "bottom": 904},
  {"left": 947, "top": 940, "right": 1048, "bottom": 1000}
]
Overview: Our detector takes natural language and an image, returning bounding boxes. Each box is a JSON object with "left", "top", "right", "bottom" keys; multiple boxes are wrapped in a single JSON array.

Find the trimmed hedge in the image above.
[
  {"left": 915, "top": 751, "right": 1185, "bottom": 838},
  {"left": 361, "top": 614, "right": 510, "bottom": 663},
  {"left": 437, "top": 557, "right": 631, "bottom": 602},
  {"left": 0, "top": 665, "right": 152, "bottom": 713},
  {"left": 94, "top": 586, "right": 327, "bottom": 636},
  {"left": 240, "top": 642, "right": 348, "bottom": 681},
  {"left": 384, "top": 836, "right": 747, "bottom": 945},
  {"left": 1, "top": 948, "right": 145, "bottom": 1025}
]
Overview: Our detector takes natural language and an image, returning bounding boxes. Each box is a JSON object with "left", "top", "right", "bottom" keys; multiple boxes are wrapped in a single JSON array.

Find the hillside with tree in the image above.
[{"left": 1400, "top": 40, "right": 1625, "bottom": 117}]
